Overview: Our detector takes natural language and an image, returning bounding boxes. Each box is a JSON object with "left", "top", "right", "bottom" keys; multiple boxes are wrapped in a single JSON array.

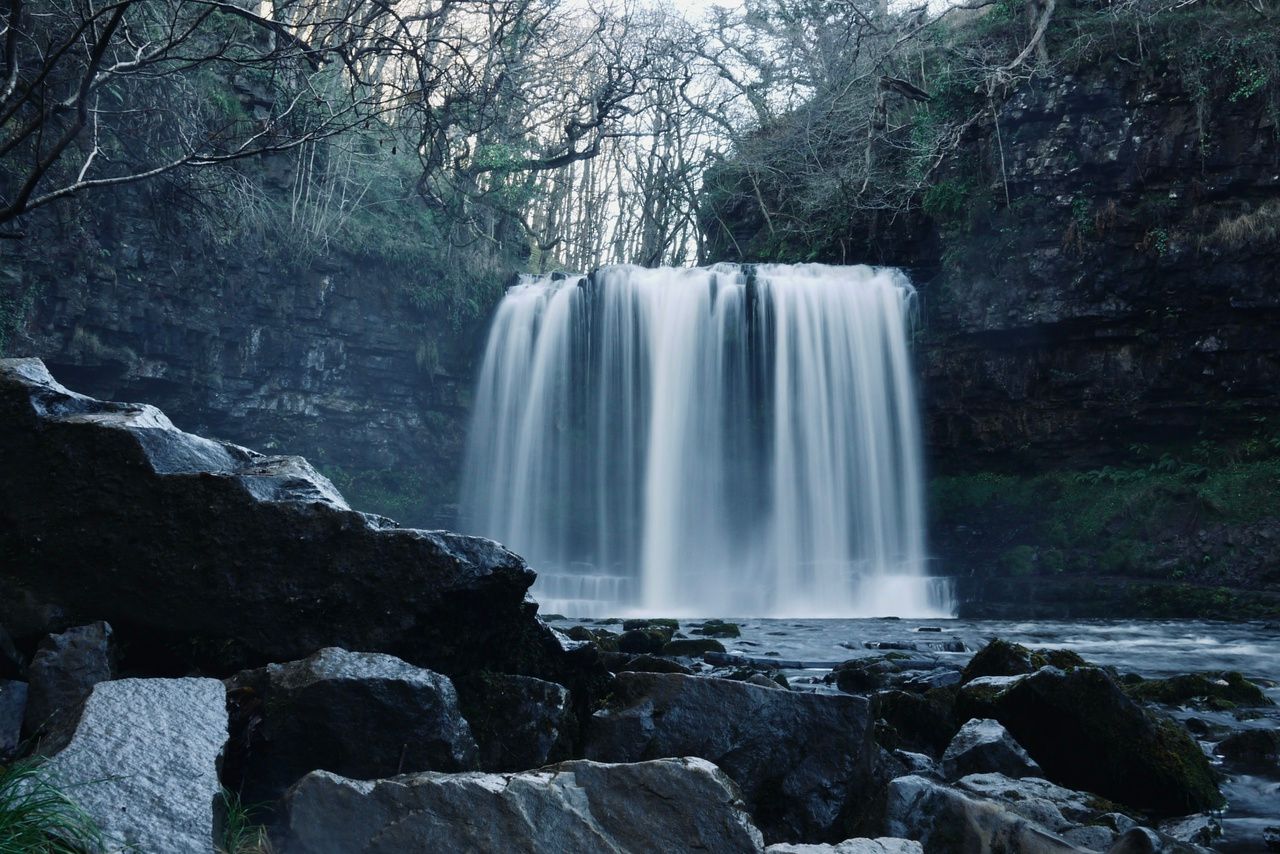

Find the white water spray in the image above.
[{"left": 461, "top": 263, "right": 954, "bottom": 617}]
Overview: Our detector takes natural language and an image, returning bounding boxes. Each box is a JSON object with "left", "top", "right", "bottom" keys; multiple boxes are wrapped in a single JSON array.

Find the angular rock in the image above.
[
  {"left": 941, "top": 718, "right": 1042, "bottom": 781},
  {"left": 766, "top": 838, "right": 922, "bottom": 853},
  {"left": 874, "top": 689, "right": 960, "bottom": 756},
  {"left": 961, "top": 639, "right": 1035, "bottom": 682},
  {"left": 886, "top": 773, "right": 1107, "bottom": 853},
  {"left": 43, "top": 677, "right": 226, "bottom": 854},
  {"left": 226, "top": 647, "right": 477, "bottom": 802},
  {"left": 585, "top": 671, "right": 875, "bottom": 843},
  {"left": 956, "top": 666, "right": 1221, "bottom": 815},
  {"left": 0, "top": 359, "right": 583, "bottom": 687},
  {"left": 276, "top": 758, "right": 764, "bottom": 854},
  {"left": 454, "top": 672, "right": 574, "bottom": 771},
  {"left": 23, "top": 621, "right": 115, "bottom": 744},
  {"left": 0, "top": 679, "right": 26, "bottom": 758},
  {"left": 662, "top": 637, "right": 726, "bottom": 657}
]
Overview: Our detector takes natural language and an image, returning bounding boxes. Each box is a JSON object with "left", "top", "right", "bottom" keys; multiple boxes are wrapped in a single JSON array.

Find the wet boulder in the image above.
[
  {"left": 961, "top": 639, "right": 1035, "bottom": 682},
  {"left": 22, "top": 621, "right": 115, "bottom": 745},
  {"left": 692, "top": 620, "right": 742, "bottom": 638},
  {"left": 662, "top": 637, "right": 727, "bottom": 657},
  {"left": 1214, "top": 728, "right": 1280, "bottom": 768},
  {"left": 941, "top": 718, "right": 1042, "bottom": 780},
  {"left": 607, "top": 653, "right": 694, "bottom": 675},
  {"left": 617, "top": 625, "right": 675, "bottom": 654},
  {"left": 226, "top": 647, "right": 478, "bottom": 802},
  {"left": 957, "top": 666, "right": 1223, "bottom": 815},
  {"left": 585, "top": 671, "right": 876, "bottom": 843},
  {"left": 887, "top": 773, "right": 1126, "bottom": 853},
  {"left": 0, "top": 359, "right": 577, "bottom": 686},
  {"left": 276, "top": 758, "right": 764, "bottom": 854},
  {"left": 874, "top": 689, "right": 960, "bottom": 757},
  {"left": 766, "top": 838, "right": 923, "bottom": 853},
  {"left": 43, "top": 678, "right": 227, "bottom": 853},
  {"left": 454, "top": 673, "right": 575, "bottom": 771}
]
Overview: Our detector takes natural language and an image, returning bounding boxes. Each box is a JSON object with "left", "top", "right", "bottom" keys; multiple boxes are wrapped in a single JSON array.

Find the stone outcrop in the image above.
[
  {"left": 43, "top": 678, "right": 227, "bottom": 854},
  {"left": 0, "top": 359, "right": 584, "bottom": 688},
  {"left": 275, "top": 758, "right": 765, "bottom": 854},
  {"left": 940, "top": 718, "right": 1042, "bottom": 781},
  {"left": 22, "top": 621, "right": 115, "bottom": 745},
  {"left": 584, "top": 671, "right": 876, "bottom": 843},
  {"left": 225, "top": 647, "right": 478, "bottom": 802}
]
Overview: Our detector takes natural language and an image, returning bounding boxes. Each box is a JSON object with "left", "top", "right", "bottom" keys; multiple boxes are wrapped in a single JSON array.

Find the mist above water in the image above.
[{"left": 461, "top": 263, "right": 953, "bottom": 618}]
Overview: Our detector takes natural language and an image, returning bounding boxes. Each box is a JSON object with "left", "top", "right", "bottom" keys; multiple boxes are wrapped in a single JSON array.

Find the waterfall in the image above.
[{"left": 460, "top": 263, "right": 954, "bottom": 618}]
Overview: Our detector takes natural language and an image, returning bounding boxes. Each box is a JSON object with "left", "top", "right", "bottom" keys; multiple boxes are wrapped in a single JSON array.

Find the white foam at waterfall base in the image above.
[{"left": 460, "top": 263, "right": 955, "bottom": 618}]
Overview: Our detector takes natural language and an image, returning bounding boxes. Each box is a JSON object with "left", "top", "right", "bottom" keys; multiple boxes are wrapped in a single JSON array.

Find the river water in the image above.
[{"left": 548, "top": 615, "right": 1280, "bottom": 852}]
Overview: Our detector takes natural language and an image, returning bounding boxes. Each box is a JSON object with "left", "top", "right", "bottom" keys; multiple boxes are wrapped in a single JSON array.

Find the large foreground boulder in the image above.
[
  {"left": 225, "top": 647, "right": 478, "bottom": 802},
  {"left": 275, "top": 758, "right": 764, "bottom": 853},
  {"left": 43, "top": 677, "right": 227, "bottom": 853},
  {"left": 584, "top": 671, "right": 876, "bottom": 843},
  {"left": 0, "top": 359, "right": 577, "bottom": 685},
  {"left": 957, "top": 666, "right": 1222, "bottom": 815}
]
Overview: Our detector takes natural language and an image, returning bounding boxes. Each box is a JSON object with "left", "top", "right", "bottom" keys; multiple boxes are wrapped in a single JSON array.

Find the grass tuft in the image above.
[
  {"left": 0, "top": 759, "right": 105, "bottom": 854},
  {"left": 217, "top": 789, "right": 273, "bottom": 854}
]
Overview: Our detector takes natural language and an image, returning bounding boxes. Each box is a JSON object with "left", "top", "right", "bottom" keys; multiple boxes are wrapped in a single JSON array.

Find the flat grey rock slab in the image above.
[{"left": 44, "top": 677, "right": 227, "bottom": 854}]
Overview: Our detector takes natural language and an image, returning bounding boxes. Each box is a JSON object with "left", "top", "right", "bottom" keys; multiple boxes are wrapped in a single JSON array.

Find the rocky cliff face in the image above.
[
  {"left": 0, "top": 192, "right": 484, "bottom": 527},
  {"left": 920, "top": 62, "right": 1280, "bottom": 473}
]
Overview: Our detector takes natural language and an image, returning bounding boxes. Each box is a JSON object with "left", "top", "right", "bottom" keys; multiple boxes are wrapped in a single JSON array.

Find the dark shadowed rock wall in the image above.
[
  {"left": 921, "top": 64, "right": 1280, "bottom": 473},
  {"left": 0, "top": 190, "right": 485, "bottom": 528}
]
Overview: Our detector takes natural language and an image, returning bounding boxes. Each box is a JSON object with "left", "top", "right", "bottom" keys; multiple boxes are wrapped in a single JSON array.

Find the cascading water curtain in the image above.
[{"left": 461, "top": 263, "right": 955, "bottom": 618}]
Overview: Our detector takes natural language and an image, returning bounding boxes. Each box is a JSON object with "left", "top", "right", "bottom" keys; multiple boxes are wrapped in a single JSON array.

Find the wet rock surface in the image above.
[
  {"left": 276, "top": 758, "right": 764, "bottom": 854},
  {"left": 225, "top": 647, "right": 479, "bottom": 802},
  {"left": 956, "top": 663, "right": 1222, "bottom": 815},
  {"left": 0, "top": 679, "right": 25, "bottom": 759},
  {"left": 0, "top": 359, "right": 577, "bottom": 687},
  {"left": 584, "top": 671, "right": 876, "bottom": 843}
]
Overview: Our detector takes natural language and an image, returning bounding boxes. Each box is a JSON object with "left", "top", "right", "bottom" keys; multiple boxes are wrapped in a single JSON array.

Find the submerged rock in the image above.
[
  {"left": 225, "top": 647, "right": 478, "bottom": 802},
  {"left": 454, "top": 672, "right": 575, "bottom": 771},
  {"left": 956, "top": 666, "right": 1222, "bottom": 815},
  {"left": 0, "top": 359, "right": 580, "bottom": 687},
  {"left": 1214, "top": 728, "right": 1280, "bottom": 768},
  {"left": 43, "top": 678, "right": 226, "bottom": 854},
  {"left": 276, "top": 758, "right": 764, "bottom": 854},
  {"left": 941, "top": 718, "right": 1042, "bottom": 781},
  {"left": 1126, "top": 672, "right": 1271, "bottom": 708},
  {"left": 23, "top": 621, "right": 115, "bottom": 746},
  {"left": 585, "top": 671, "right": 875, "bottom": 843},
  {"left": 692, "top": 619, "right": 742, "bottom": 638}
]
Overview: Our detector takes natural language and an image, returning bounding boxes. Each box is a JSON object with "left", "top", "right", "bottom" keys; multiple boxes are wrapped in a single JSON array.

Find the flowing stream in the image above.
[{"left": 461, "top": 263, "right": 953, "bottom": 617}]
